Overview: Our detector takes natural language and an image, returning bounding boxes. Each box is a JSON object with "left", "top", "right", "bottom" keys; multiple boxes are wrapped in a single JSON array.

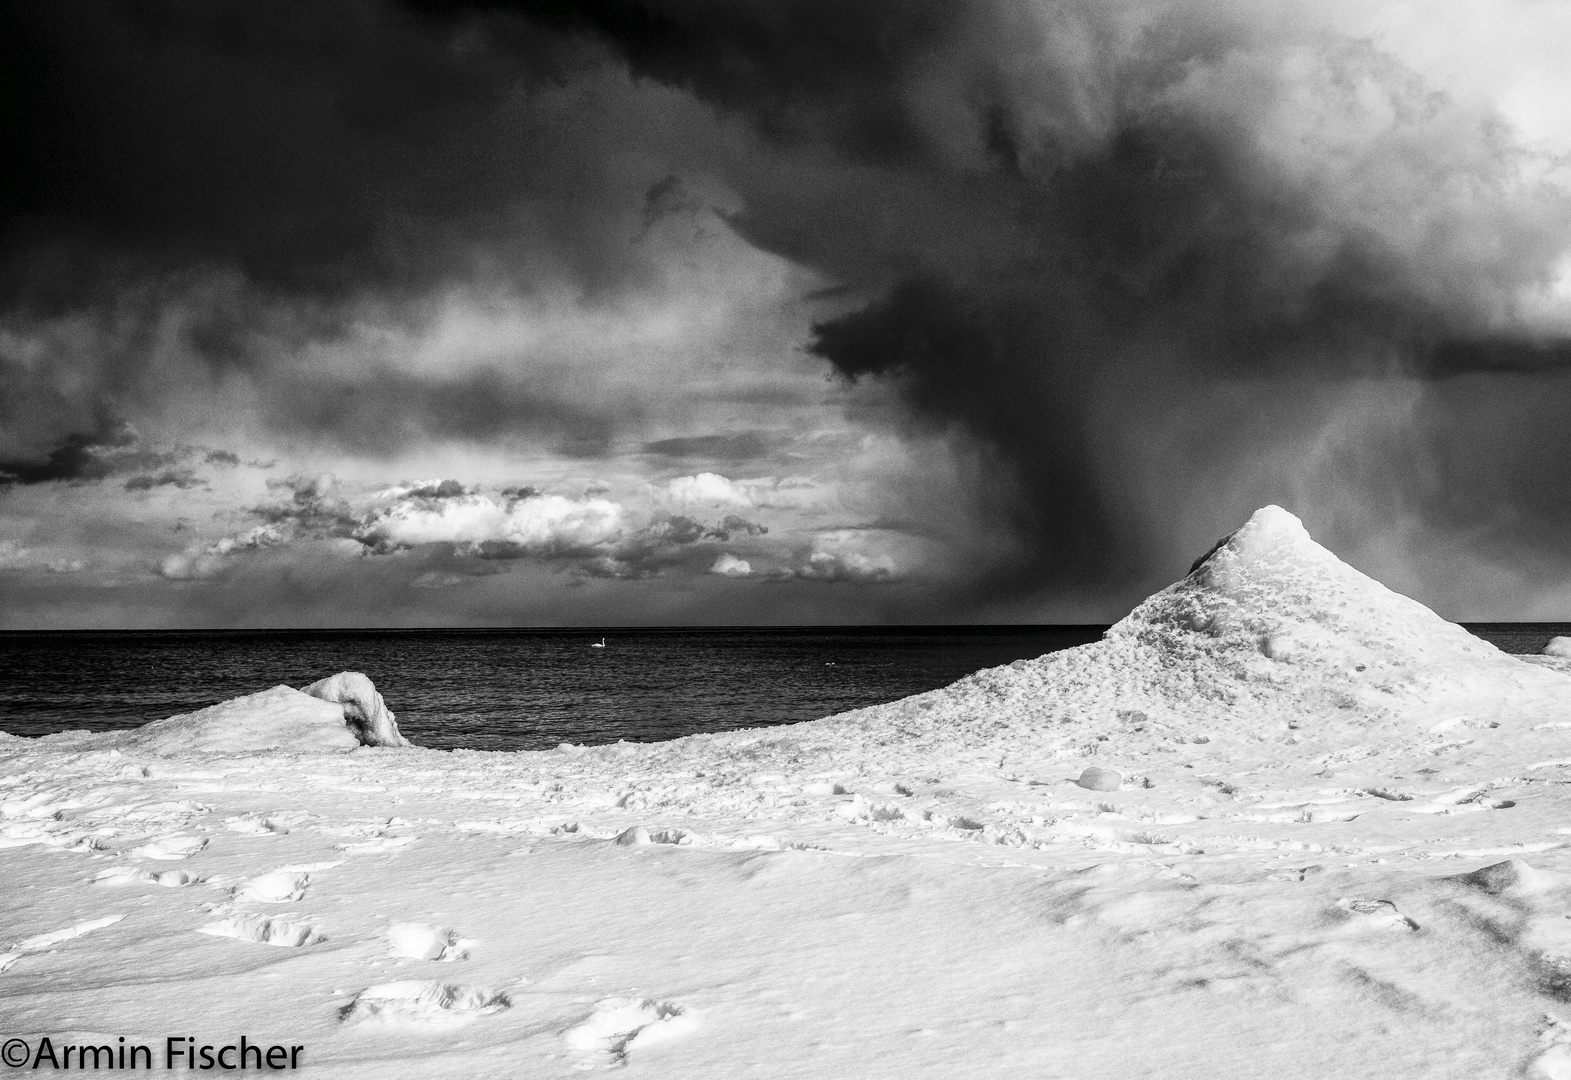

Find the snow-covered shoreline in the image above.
[{"left": 9, "top": 507, "right": 1571, "bottom": 1078}]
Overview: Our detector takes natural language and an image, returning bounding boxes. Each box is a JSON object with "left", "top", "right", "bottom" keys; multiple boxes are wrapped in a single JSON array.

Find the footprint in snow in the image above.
[
  {"left": 232, "top": 862, "right": 340, "bottom": 903},
  {"left": 131, "top": 835, "right": 207, "bottom": 860},
  {"left": 235, "top": 871, "right": 310, "bottom": 903},
  {"left": 335, "top": 836, "right": 415, "bottom": 854},
  {"left": 612, "top": 826, "right": 691, "bottom": 847},
  {"left": 339, "top": 982, "right": 509, "bottom": 1027},
  {"left": 388, "top": 923, "right": 470, "bottom": 962},
  {"left": 94, "top": 866, "right": 197, "bottom": 888},
  {"left": 224, "top": 816, "right": 288, "bottom": 836},
  {"left": 1337, "top": 897, "right": 1420, "bottom": 931},
  {"left": 564, "top": 997, "right": 697, "bottom": 1070},
  {"left": 198, "top": 914, "right": 323, "bottom": 948}
]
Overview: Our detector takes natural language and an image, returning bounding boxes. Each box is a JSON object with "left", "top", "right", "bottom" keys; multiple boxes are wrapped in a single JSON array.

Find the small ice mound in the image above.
[
  {"left": 388, "top": 923, "right": 469, "bottom": 962},
  {"left": 131, "top": 835, "right": 207, "bottom": 861},
  {"left": 1547, "top": 637, "right": 1571, "bottom": 659},
  {"left": 235, "top": 870, "right": 309, "bottom": 903},
  {"left": 198, "top": 914, "right": 323, "bottom": 948},
  {"left": 1076, "top": 767, "right": 1122, "bottom": 792},
  {"left": 340, "top": 981, "right": 509, "bottom": 1027},
  {"left": 564, "top": 997, "right": 697, "bottom": 1070},
  {"left": 1453, "top": 859, "right": 1558, "bottom": 896},
  {"left": 301, "top": 672, "right": 409, "bottom": 748}
]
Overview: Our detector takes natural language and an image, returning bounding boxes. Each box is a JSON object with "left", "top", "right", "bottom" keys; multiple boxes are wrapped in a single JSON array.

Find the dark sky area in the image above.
[{"left": 6, "top": 0, "right": 1571, "bottom": 628}]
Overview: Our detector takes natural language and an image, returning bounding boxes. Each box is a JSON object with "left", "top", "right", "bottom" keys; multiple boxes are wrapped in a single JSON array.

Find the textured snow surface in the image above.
[{"left": 7, "top": 507, "right": 1571, "bottom": 1077}]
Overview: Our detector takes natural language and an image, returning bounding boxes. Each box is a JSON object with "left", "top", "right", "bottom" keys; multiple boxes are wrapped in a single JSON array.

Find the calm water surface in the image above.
[
  {"left": 0, "top": 624, "right": 1559, "bottom": 751},
  {"left": 0, "top": 627, "right": 1111, "bottom": 751}
]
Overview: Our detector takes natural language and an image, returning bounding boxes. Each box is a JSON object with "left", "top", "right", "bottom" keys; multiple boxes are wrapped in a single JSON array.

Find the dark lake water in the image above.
[
  {"left": 1, "top": 624, "right": 1560, "bottom": 752},
  {"left": 0, "top": 626, "right": 1112, "bottom": 751}
]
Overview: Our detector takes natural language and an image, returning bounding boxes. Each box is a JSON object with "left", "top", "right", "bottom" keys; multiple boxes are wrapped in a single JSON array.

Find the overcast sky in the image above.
[{"left": 7, "top": 0, "right": 1571, "bottom": 628}]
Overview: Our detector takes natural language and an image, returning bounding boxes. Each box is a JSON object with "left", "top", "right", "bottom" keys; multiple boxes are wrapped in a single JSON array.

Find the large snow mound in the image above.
[
  {"left": 1104, "top": 504, "right": 1558, "bottom": 710},
  {"left": 830, "top": 505, "right": 1570, "bottom": 747},
  {"left": 107, "top": 685, "right": 363, "bottom": 755},
  {"left": 12, "top": 672, "right": 412, "bottom": 755}
]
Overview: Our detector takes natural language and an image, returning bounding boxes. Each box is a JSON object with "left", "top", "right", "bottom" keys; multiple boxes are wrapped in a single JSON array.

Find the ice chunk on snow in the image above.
[
  {"left": 302, "top": 671, "right": 409, "bottom": 748},
  {"left": 1547, "top": 637, "right": 1571, "bottom": 659},
  {"left": 1076, "top": 767, "right": 1122, "bottom": 791}
]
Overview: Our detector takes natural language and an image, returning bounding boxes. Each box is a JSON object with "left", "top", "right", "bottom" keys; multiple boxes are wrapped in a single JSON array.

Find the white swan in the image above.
[{"left": 590, "top": 637, "right": 606, "bottom": 649}]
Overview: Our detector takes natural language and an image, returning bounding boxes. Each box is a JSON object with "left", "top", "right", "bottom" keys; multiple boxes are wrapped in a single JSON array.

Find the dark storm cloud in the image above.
[
  {"left": 252, "top": 475, "right": 361, "bottom": 538},
  {"left": 1, "top": 0, "right": 562, "bottom": 301},
  {"left": 0, "top": 0, "right": 710, "bottom": 458},
  {"left": 123, "top": 469, "right": 203, "bottom": 491},
  {"left": 425, "top": 0, "right": 1571, "bottom": 599},
  {"left": 0, "top": 425, "right": 138, "bottom": 486},
  {"left": 709, "top": 515, "right": 767, "bottom": 541},
  {"left": 12, "top": 0, "right": 1571, "bottom": 615},
  {"left": 0, "top": 421, "right": 208, "bottom": 487}
]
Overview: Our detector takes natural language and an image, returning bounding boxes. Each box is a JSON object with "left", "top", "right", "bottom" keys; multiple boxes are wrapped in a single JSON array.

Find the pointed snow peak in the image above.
[
  {"left": 1187, "top": 505, "right": 1322, "bottom": 579},
  {"left": 1127, "top": 504, "right": 1423, "bottom": 643},
  {"left": 1230, "top": 504, "right": 1312, "bottom": 551},
  {"left": 1097, "top": 504, "right": 1543, "bottom": 716}
]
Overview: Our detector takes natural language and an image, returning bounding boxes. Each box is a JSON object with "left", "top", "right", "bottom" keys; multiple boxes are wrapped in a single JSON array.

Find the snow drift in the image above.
[{"left": 9, "top": 507, "right": 1571, "bottom": 1080}]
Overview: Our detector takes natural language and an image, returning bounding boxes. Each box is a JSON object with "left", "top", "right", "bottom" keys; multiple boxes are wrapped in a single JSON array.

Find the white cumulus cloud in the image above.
[
  {"left": 661, "top": 472, "right": 756, "bottom": 508},
  {"left": 158, "top": 524, "right": 284, "bottom": 580},
  {"left": 797, "top": 530, "right": 900, "bottom": 584},
  {"left": 355, "top": 492, "right": 626, "bottom": 556},
  {"left": 709, "top": 553, "right": 752, "bottom": 577}
]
